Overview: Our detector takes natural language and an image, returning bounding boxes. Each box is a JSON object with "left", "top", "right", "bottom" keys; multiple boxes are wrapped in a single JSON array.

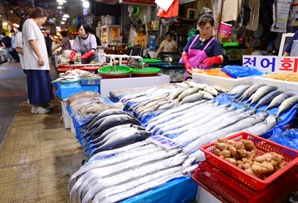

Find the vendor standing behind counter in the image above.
[
  {"left": 70, "top": 22, "right": 99, "bottom": 64},
  {"left": 181, "top": 14, "right": 224, "bottom": 80},
  {"left": 154, "top": 32, "right": 177, "bottom": 58},
  {"left": 284, "top": 30, "right": 298, "bottom": 56}
]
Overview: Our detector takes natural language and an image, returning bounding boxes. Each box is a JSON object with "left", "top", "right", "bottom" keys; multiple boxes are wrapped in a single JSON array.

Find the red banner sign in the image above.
[{"left": 119, "top": 0, "right": 155, "bottom": 5}]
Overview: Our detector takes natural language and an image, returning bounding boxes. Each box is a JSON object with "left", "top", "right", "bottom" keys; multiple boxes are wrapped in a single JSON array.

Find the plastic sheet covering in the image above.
[
  {"left": 221, "top": 65, "right": 263, "bottom": 78},
  {"left": 119, "top": 175, "right": 197, "bottom": 203},
  {"left": 54, "top": 82, "right": 100, "bottom": 99},
  {"left": 269, "top": 127, "right": 298, "bottom": 150}
]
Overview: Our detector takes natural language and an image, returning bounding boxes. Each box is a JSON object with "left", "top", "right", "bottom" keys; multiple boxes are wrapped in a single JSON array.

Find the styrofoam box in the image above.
[
  {"left": 61, "top": 101, "right": 75, "bottom": 133},
  {"left": 100, "top": 74, "right": 170, "bottom": 96},
  {"left": 253, "top": 76, "right": 298, "bottom": 96},
  {"left": 192, "top": 73, "right": 253, "bottom": 89}
]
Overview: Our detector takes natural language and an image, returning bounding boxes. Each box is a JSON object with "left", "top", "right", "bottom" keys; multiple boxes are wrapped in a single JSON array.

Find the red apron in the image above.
[{"left": 184, "top": 35, "right": 215, "bottom": 80}]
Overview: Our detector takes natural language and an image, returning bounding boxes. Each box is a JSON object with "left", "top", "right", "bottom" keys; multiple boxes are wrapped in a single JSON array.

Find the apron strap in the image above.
[
  {"left": 203, "top": 37, "right": 215, "bottom": 51},
  {"left": 188, "top": 35, "right": 200, "bottom": 53}
]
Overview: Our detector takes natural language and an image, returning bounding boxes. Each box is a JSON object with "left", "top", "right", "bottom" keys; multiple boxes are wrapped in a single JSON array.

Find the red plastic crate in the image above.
[
  {"left": 200, "top": 131, "right": 298, "bottom": 191},
  {"left": 191, "top": 162, "right": 298, "bottom": 203}
]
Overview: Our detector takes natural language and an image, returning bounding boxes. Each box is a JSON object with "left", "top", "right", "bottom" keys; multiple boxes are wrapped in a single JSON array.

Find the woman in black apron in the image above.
[{"left": 70, "top": 22, "right": 99, "bottom": 64}]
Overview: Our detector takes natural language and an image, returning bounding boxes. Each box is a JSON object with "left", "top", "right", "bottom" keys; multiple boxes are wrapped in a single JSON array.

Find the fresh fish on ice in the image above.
[
  {"left": 249, "top": 86, "right": 278, "bottom": 106},
  {"left": 243, "top": 114, "right": 277, "bottom": 136},
  {"left": 180, "top": 92, "right": 204, "bottom": 105},
  {"left": 203, "top": 86, "right": 218, "bottom": 96},
  {"left": 265, "top": 93, "right": 293, "bottom": 111},
  {"left": 177, "top": 87, "right": 200, "bottom": 102},
  {"left": 237, "top": 83, "right": 266, "bottom": 102},
  {"left": 81, "top": 154, "right": 187, "bottom": 203},
  {"left": 183, "top": 111, "right": 268, "bottom": 154},
  {"left": 228, "top": 84, "right": 251, "bottom": 95},
  {"left": 277, "top": 96, "right": 298, "bottom": 117},
  {"left": 254, "top": 90, "right": 284, "bottom": 109},
  {"left": 198, "top": 90, "right": 214, "bottom": 99}
]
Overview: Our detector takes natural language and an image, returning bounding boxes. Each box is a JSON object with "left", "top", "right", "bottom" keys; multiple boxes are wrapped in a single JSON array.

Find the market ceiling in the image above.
[{"left": 3, "top": 0, "right": 85, "bottom": 23}]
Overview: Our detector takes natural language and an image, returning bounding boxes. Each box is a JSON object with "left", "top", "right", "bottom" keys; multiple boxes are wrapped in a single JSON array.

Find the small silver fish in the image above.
[
  {"left": 179, "top": 92, "right": 204, "bottom": 105},
  {"left": 265, "top": 93, "right": 293, "bottom": 111}
]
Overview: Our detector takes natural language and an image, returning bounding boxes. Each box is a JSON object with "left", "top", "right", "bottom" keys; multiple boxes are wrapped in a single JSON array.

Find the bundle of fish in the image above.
[
  {"left": 228, "top": 84, "right": 298, "bottom": 117},
  {"left": 79, "top": 109, "right": 151, "bottom": 159},
  {"left": 69, "top": 141, "right": 200, "bottom": 203},
  {"left": 119, "top": 80, "right": 228, "bottom": 122},
  {"left": 144, "top": 100, "right": 278, "bottom": 155},
  {"left": 52, "top": 69, "right": 99, "bottom": 83}
]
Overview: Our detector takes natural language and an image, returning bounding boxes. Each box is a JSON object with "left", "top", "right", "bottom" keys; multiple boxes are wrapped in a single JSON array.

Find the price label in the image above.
[{"left": 148, "top": 135, "right": 181, "bottom": 150}]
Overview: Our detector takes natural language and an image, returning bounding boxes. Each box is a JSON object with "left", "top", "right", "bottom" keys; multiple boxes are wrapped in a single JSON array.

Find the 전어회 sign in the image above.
[{"left": 242, "top": 55, "right": 298, "bottom": 73}]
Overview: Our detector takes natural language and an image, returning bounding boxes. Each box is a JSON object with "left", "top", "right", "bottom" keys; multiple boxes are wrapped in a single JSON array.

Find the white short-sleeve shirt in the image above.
[
  {"left": 22, "top": 19, "right": 50, "bottom": 70},
  {"left": 15, "top": 31, "right": 24, "bottom": 68}
]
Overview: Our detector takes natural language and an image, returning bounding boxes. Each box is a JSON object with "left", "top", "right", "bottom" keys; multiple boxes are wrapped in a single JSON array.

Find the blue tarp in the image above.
[{"left": 54, "top": 82, "right": 100, "bottom": 99}]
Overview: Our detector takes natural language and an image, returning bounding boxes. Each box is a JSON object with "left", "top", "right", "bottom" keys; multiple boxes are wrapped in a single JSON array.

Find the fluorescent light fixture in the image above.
[
  {"left": 82, "top": 1, "right": 89, "bottom": 8},
  {"left": 61, "top": 22, "right": 65, "bottom": 24},
  {"left": 62, "top": 17, "right": 67, "bottom": 21},
  {"left": 58, "top": 2, "right": 63, "bottom": 5},
  {"left": 63, "top": 14, "right": 70, "bottom": 18},
  {"left": 56, "top": 0, "right": 66, "bottom": 2},
  {"left": 57, "top": 6, "right": 62, "bottom": 9}
]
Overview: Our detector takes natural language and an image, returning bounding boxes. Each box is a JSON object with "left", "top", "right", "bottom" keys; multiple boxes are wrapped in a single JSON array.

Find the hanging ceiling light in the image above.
[
  {"left": 57, "top": 6, "right": 62, "bottom": 9},
  {"left": 58, "top": 2, "right": 63, "bottom": 5},
  {"left": 63, "top": 14, "right": 70, "bottom": 18},
  {"left": 61, "top": 22, "right": 65, "bottom": 24},
  {"left": 56, "top": 0, "right": 66, "bottom": 2},
  {"left": 82, "top": 1, "right": 89, "bottom": 8},
  {"left": 62, "top": 17, "right": 67, "bottom": 21}
]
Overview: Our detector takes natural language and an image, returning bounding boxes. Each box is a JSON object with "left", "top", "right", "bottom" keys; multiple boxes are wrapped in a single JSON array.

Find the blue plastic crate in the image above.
[{"left": 80, "top": 77, "right": 101, "bottom": 86}]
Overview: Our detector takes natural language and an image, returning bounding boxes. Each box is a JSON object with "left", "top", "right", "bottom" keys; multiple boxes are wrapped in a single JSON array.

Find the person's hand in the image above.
[
  {"left": 182, "top": 54, "right": 192, "bottom": 73},
  {"left": 38, "top": 56, "right": 44, "bottom": 66},
  {"left": 203, "top": 56, "right": 222, "bottom": 66},
  {"left": 81, "top": 50, "right": 94, "bottom": 60},
  {"left": 70, "top": 50, "right": 76, "bottom": 61}
]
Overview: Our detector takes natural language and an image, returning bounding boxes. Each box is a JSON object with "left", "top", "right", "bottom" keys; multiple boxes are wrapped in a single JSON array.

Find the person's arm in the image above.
[
  {"left": 16, "top": 47, "right": 23, "bottom": 55},
  {"left": 283, "top": 52, "right": 290, "bottom": 56},
  {"left": 81, "top": 35, "right": 97, "bottom": 60},
  {"left": 52, "top": 43, "right": 62, "bottom": 52},
  {"left": 28, "top": 40, "right": 44, "bottom": 66},
  {"left": 203, "top": 40, "right": 224, "bottom": 66},
  {"left": 154, "top": 41, "right": 164, "bottom": 58}
]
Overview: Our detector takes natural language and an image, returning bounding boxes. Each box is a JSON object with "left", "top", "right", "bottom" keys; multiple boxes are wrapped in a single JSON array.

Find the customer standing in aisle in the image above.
[
  {"left": 284, "top": 30, "right": 298, "bottom": 56},
  {"left": 52, "top": 31, "right": 72, "bottom": 53},
  {"left": 10, "top": 29, "right": 20, "bottom": 62},
  {"left": 70, "top": 22, "right": 99, "bottom": 64},
  {"left": 181, "top": 14, "right": 224, "bottom": 80},
  {"left": 22, "top": 7, "right": 53, "bottom": 114},
  {"left": 1, "top": 32, "right": 13, "bottom": 62}
]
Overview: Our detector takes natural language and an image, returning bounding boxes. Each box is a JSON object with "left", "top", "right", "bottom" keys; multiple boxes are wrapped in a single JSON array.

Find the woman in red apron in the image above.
[{"left": 181, "top": 14, "right": 224, "bottom": 80}]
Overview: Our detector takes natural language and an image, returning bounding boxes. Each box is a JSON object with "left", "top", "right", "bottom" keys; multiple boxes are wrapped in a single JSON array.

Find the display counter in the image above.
[{"left": 148, "top": 62, "right": 185, "bottom": 82}]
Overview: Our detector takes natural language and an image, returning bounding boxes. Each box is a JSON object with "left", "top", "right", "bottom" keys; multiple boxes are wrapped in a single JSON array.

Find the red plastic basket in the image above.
[
  {"left": 200, "top": 131, "right": 298, "bottom": 191},
  {"left": 190, "top": 162, "right": 298, "bottom": 203}
]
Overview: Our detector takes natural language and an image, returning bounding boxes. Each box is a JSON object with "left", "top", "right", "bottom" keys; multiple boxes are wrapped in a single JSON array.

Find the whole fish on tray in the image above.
[
  {"left": 277, "top": 96, "right": 298, "bottom": 117},
  {"left": 265, "top": 93, "right": 293, "bottom": 111},
  {"left": 253, "top": 90, "right": 284, "bottom": 109}
]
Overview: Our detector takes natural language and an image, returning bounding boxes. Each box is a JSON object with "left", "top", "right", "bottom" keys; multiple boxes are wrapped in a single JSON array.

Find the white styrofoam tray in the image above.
[
  {"left": 253, "top": 76, "right": 298, "bottom": 96},
  {"left": 192, "top": 73, "right": 253, "bottom": 89},
  {"left": 100, "top": 74, "right": 170, "bottom": 96}
]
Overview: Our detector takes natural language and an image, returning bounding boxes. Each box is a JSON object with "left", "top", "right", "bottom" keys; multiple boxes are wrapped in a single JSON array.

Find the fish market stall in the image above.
[{"left": 66, "top": 78, "right": 298, "bottom": 203}]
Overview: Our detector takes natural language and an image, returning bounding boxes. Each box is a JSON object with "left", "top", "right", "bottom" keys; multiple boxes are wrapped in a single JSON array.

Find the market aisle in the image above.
[
  {"left": 0, "top": 100, "right": 84, "bottom": 202},
  {"left": 0, "top": 60, "right": 83, "bottom": 202}
]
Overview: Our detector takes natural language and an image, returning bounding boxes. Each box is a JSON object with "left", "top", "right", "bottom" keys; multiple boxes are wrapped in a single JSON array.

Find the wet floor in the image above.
[{"left": 0, "top": 62, "right": 84, "bottom": 203}]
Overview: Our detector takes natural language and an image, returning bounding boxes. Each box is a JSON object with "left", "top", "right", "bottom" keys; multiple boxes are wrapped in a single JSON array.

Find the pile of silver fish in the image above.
[
  {"left": 144, "top": 100, "right": 277, "bottom": 155},
  {"left": 229, "top": 83, "right": 298, "bottom": 117},
  {"left": 69, "top": 141, "right": 201, "bottom": 203},
  {"left": 120, "top": 80, "right": 228, "bottom": 121},
  {"left": 80, "top": 109, "right": 151, "bottom": 159}
]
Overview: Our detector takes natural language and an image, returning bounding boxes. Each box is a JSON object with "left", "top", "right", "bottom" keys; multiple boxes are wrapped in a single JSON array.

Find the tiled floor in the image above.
[{"left": 0, "top": 65, "right": 83, "bottom": 202}]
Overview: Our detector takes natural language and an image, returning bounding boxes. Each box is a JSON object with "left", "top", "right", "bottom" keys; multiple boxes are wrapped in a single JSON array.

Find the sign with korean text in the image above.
[
  {"left": 148, "top": 135, "right": 181, "bottom": 150},
  {"left": 242, "top": 55, "right": 298, "bottom": 73},
  {"left": 119, "top": 0, "right": 155, "bottom": 5}
]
